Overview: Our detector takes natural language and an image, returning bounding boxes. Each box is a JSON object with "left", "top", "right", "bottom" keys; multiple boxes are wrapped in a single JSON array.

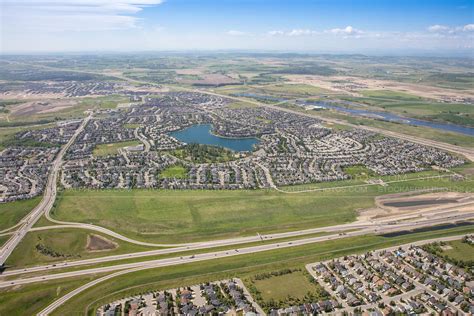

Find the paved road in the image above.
[
  {"left": 0, "top": 114, "right": 92, "bottom": 266},
  {"left": 2, "top": 212, "right": 473, "bottom": 289}
]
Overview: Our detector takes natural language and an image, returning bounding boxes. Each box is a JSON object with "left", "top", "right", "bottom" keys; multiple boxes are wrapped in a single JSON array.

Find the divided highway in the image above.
[
  {"left": 38, "top": 233, "right": 471, "bottom": 316},
  {"left": 2, "top": 212, "right": 473, "bottom": 288}
]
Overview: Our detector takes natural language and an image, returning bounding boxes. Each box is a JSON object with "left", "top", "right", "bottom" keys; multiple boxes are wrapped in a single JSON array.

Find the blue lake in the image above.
[{"left": 170, "top": 124, "right": 260, "bottom": 152}]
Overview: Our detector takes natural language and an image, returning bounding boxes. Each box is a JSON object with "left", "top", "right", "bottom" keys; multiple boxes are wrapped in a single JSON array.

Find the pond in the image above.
[{"left": 169, "top": 124, "right": 260, "bottom": 152}]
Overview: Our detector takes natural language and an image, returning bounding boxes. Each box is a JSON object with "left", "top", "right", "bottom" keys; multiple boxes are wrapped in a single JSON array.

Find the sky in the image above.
[{"left": 1, "top": 0, "right": 473, "bottom": 55}]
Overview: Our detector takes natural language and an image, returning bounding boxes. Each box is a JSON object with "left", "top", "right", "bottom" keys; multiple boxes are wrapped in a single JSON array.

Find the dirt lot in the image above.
[
  {"left": 85, "top": 234, "right": 117, "bottom": 252},
  {"left": 9, "top": 99, "right": 79, "bottom": 117},
  {"left": 284, "top": 74, "right": 474, "bottom": 101},
  {"left": 358, "top": 191, "right": 474, "bottom": 220}
]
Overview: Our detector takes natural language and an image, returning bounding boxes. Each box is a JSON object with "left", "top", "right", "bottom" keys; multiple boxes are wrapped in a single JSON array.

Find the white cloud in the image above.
[
  {"left": 267, "top": 29, "right": 317, "bottom": 36},
  {"left": 268, "top": 30, "right": 285, "bottom": 36},
  {"left": 1, "top": 0, "right": 164, "bottom": 32},
  {"left": 326, "top": 26, "right": 363, "bottom": 36},
  {"left": 226, "top": 30, "right": 246, "bottom": 36},
  {"left": 463, "top": 24, "right": 474, "bottom": 32},
  {"left": 428, "top": 24, "right": 474, "bottom": 34},
  {"left": 287, "top": 29, "right": 317, "bottom": 36},
  {"left": 427, "top": 24, "right": 451, "bottom": 33}
]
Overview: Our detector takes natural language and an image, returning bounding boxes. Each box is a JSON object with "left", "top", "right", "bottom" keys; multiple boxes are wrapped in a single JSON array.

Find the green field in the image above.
[
  {"left": 123, "top": 123, "right": 142, "bottom": 129},
  {"left": 51, "top": 171, "right": 473, "bottom": 244},
  {"left": 342, "top": 165, "right": 376, "bottom": 178},
  {"left": 0, "top": 235, "right": 9, "bottom": 247},
  {"left": 248, "top": 269, "right": 327, "bottom": 311},
  {"left": 360, "top": 90, "right": 425, "bottom": 101},
  {"left": 216, "top": 83, "right": 331, "bottom": 99},
  {"left": 159, "top": 165, "right": 188, "bottom": 179},
  {"left": 92, "top": 140, "right": 141, "bottom": 157},
  {"left": 52, "top": 189, "right": 362, "bottom": 244},
  {"left": 3, "top": 224, "right": 472, "bottom": 316},
  {"left": 0, "top": 196, "right": 41, "bottom": 231},
  {"left": 6, "top": 228, "right": 157, "bottom": 268},
  {"left": 441, "top": 240, "right": 474, "bottom": 262}
]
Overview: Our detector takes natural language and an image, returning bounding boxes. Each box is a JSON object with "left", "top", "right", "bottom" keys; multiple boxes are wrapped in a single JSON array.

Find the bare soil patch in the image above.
[
  {"left": 86, "top": 234, "right": 117, "bottom": 252},
  {"left": 358, "top": 191, "right": 473, "bottom": 221},
  {"left": 10, "top": 99, "right": 78, "bottom": 117}
]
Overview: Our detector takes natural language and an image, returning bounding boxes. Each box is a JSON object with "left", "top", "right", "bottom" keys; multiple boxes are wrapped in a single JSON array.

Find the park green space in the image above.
[
  {"left": 92, "top": 140, "right": 142, "bottom": 157},
  {"left": 6, "top": 228, "right": 158, "bottom": 268},
  {"left": 342, "top": 165, "right": 376, "bottom": 178},
  {"left": 0, "top": 196, "right": 41, "bottom": 231},
  {"left": 246, "top": 269, "right": 327, "bottom": 311},
  {"left": 123, "top": 123, "right": 142, "bottom": 129},
  {"left": 441, "top": 240, "right": 474, "bottom": 262},
  {"left": 2, "top": 224, "right": 472, "bottom": 316},
  {"left": 159, "top": 165, "right": 188, "bottom": 179}
]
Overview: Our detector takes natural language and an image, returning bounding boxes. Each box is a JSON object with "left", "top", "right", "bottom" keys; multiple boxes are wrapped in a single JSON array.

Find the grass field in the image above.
[
  {"left": 216, "top": 83, "right": 330, "bottom": 99},
  {"left": 4, "top": 224, "right": 471, "bottom": 316},
  {"left": 51, "top": 171, "right": 473, "bottom": 244},
  {"left": 159, "top": 165, "right": 188, "bottom": 179},
  {"left": 0, "top": 235, "right": 9, "bottom": 247},
  {"left": 342, "top": 165, "right": 376, "bottom": 178},
  {"left": 52, "top": 189, "right": 362, "bottom": 244},
  {"left": 360, "top": 90, "right": 425, "bottom": 101},
  {"left": 252, "top": 270, "right": 320, "bottom": 302},
  {"left": 0, "top": 196, "right": 41, "bottom": 231},
  {"left": 441, "top": 240, "right": 474, "bottom": 262},
  {"left": 92, "top": 140, "right": 141, "bottom": 157},
  {"left": 123, "top": 123, "right": 142, "bottom": 129},
  {"left": 6, "top": 228, "right": 157, "bottom": 268}
]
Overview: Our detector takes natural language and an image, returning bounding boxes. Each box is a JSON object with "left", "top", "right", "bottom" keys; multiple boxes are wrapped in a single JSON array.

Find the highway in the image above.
[
  {"left": 0, "top": 114, "right": 92, "bottom": 266},
  {"left": 37, "top": 235, "right": 470, "bottom": 316},
  {"left": 2, "top": 212, "right": 473, "bottom": 290},
  {"left": 3, "top": 199, "right": 473, "bottom": 278}
]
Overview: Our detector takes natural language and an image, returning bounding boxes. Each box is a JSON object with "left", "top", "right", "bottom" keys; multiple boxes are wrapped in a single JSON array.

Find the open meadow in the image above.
[{"left": 52, "top": 170, "right": 473, "bottom": 244}]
